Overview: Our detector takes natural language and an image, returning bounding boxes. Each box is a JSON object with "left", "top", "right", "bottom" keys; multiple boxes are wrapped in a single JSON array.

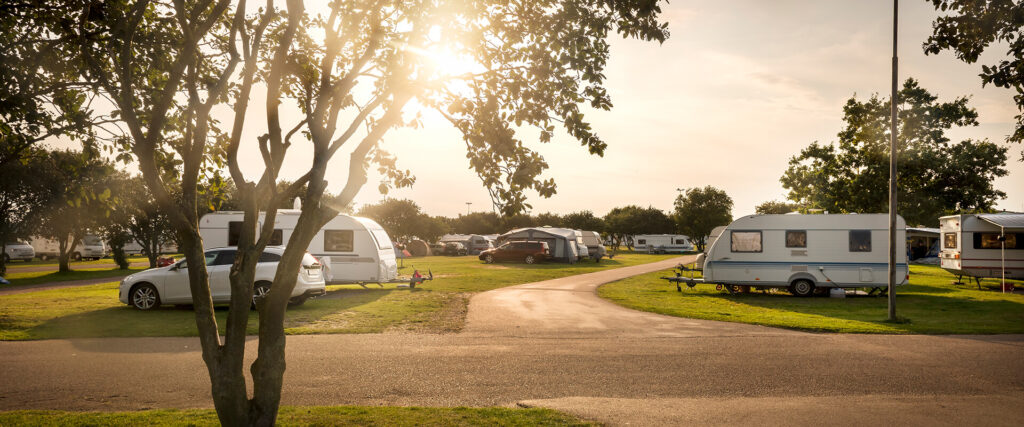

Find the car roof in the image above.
[{"left": 206, "top": 246, "right": 286, "bottom": 253}]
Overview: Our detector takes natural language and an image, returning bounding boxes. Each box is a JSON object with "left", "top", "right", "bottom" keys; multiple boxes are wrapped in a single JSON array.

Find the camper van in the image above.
[
  {"left": 694, "top": 214, "right": 908, "bottom": 296},
  {"left": 939, "top": 213, "right": 1024, "bottom": 281},
  {"left": 439, "top": 234, "right": 493, "bottom": 255},
  {"left": 199, "top": 211, "right": 398, "bottom": 284},
  {"left": 31, "top": 234, "right": 107, "bottom": 260},
  {"left": 634, "top": 234, "right": 694, "bottom": 253},
  {"left": 578, "top": 231, "right": 607, "bottom": 261}
]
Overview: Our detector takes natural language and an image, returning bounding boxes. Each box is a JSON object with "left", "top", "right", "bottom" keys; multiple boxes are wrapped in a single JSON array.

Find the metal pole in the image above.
[
  {"left": 1001, "top": 226, "right": 1006, "bottom": 293},
  {"left": 888, "top": 0, "right": 899, "bottom": 321}
]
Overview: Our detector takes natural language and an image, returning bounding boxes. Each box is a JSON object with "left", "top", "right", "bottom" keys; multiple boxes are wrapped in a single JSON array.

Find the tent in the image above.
[{"left": 497, "top": 227, "right": 579, "bottom": 263}]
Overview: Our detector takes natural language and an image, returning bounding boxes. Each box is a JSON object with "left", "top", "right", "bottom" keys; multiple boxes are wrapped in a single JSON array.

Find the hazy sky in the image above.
[
  {"left": 54, "top": 1, "right": 1024, "bottom": 220},
  {"left": 339, "top": 0, "right": 1024, "bottom": 219}
]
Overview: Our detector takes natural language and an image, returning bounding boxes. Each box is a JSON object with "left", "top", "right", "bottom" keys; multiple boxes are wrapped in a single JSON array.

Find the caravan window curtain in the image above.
[
  {"left": 849, "top": 230, "right": 872, "bottom": 252},
  {"left": 943, "top": 233, "right": 957, "bottom": 249},
  {"left": 730, "top": 231, "right": 762, "bottom": 253}
]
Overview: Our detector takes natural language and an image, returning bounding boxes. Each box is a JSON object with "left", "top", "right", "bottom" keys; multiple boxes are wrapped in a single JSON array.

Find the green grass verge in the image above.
[
  {"left": 0, "top": 254, "right": 677, "bottom": 340},
  {"left": 0, "top": 406, "right": 593, "bottom": 426},
  {"left": 4, "top": 255, "right": 157, "bottom": 268},
  {"left": 598, "top": 264, "right": 1024, "bottom": 334},
  {"left": 2, "top": 267, "right": 149, "bottom": 288}
]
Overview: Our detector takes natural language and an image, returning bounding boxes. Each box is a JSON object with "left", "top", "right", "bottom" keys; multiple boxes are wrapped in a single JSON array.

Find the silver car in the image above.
[{"left": 119, "top": 246, "right": 326, "bottom": 310}]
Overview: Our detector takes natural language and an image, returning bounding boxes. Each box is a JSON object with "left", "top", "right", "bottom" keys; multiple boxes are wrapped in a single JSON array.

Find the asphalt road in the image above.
[{"left": 1, "top": 255, "right": 1022, "bottom": 426}]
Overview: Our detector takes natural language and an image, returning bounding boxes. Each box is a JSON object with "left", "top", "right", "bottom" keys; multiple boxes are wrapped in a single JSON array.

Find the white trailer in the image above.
[
  {"left": 678, "top": 214, "right": 908, "bottom": 296},
  {"left": 939, "top": 213, "right": 1024, "bottom": 284},
  {"left": 199, "top": 210, "right": 398, "bottom": 284},
  {"left": 634, "top": 234, "right": 694, "bottom": 253},
  {"left": 31, "top": 234, "right": 107, "bottom": 260}
]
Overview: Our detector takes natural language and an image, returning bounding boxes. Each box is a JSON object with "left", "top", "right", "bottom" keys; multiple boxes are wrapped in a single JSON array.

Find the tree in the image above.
[
  {"left": 780, "top": 79, "right": 1008, "bottom": 226},
  {"left": 562, "top": 210, "right": 605, "bottom": 232},
  {"left": 603, "top": 205, "right": 673, "bottom": 250},
  {"left": 755, "top": 200, "right": 799, "bottom": 215},
  {"left": 0, "top": 2, "right": 119, "bottom": 168},
  {"left": 357, "top": 198, "right": 425, "bottom": 242},
  {"left": 451, "top": 212, "right": 502, "bottom": 235},
  {"left": 114, "top": 176, "right": 176, "bottom": 268},
  {"left": 0, "top": 147, "right": 53, "bottom": 275},
  {"left": 414, "top": 215, "right": 450, "bottom": 244},
  {"left": 53, "top": 1, "right": 669, "bottom": 424},
  {"left": 924, "top": 0, "right": 1024, "bottom": 158},
  {"left": 35, "top": 149, "right": 117, "bottom": 273},
  {"left": 500, "top": 213, "right": 536, "bottom": 230},
  {"left": 534, "top": 212, "right": 564, "bottom": 227},
  {"left": 674, "top": 186, "right": 733, "bottom": 252}
]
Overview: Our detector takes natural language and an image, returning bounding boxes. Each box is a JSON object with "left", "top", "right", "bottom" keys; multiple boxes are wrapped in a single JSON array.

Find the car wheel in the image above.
[
  {"left": 289, "top": 296, "right": 308, "bottom": 307},
  {"left": 252, "top": 282, "right": 271, "bottom": 308},
  {"left": 524, "top": 255, "right": 535, "bottom": 264},
  {"left": 130, "top": 284, "right": 160, "bottom": 310},
  {"left": 789, "top": 279, "right": 815, "bottom": 297},
  {"left": 485, "top": 254, "right": 495, "bottom": 264},
  {"left": 72, "top": 252, "right": 82, "bottom": 261},
  {"left": 39, "top": 254, "right": 49, "bottom": 261}
]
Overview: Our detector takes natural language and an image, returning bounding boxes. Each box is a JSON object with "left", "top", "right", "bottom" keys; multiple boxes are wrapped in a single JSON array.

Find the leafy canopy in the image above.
[
  {"left": 781, "top": 78, "right": 1008, "bottom": 226},
  {"left": 673, "top": 186, "right": 733, "bottom": 252}
]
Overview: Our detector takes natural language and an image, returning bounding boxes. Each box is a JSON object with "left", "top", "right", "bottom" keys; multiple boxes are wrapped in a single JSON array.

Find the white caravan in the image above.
[
  {"left": 199, "top": 210, "right": 398, "bottom": 284},
  {"left": 693, "top": 214, "right": 908, "bottom": 296},
  {"left": 634, "top": 234, "right": 694, "bottom": 253},
  {"left": 122, "top": 240, "right": 179, "bottom": 256},
  {"left": 939, "top": 213, "right": 1024, "bottom": 282},
  {"left": 31, "top": 234, "right": 107, "bottom": 260},
  {"left": 573, "top": 230, "right": 590, "bottom": 261}
]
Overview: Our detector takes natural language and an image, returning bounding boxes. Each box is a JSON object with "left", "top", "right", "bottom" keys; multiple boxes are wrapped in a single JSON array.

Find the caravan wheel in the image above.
[{"left": 789, "top": 279, "right": 815, "bottom": 297}]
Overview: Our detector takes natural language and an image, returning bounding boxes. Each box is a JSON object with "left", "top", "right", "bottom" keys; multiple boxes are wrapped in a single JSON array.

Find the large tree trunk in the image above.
[{"left": 57, "top": 235, "right": 78, "bottom": 273}]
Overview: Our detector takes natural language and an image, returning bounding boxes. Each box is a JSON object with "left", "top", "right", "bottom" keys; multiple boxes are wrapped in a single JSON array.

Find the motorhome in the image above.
[
  {"left": 439, "top": 234, "right": 493, "bottom": 255},
  {"left": 3, "top": 241, "right": 35, "bottom": 262},
  {"left": 692, "top": 214, "right": 908, "bottom": 296},
  {"left": 578, "top": 231, "right": 607, "bottom": 261},
  {"left": 634, "top": 234, "right": 694, "bottom": 253},
  {"left": 199, "top": 210, "right": 398, "bottom": 284},
  {"left": 31, "top": 234, "right": 107, "bottom": 260},
  {"left": 939, "top": 213, "right": 1024, "bottom": 282}
]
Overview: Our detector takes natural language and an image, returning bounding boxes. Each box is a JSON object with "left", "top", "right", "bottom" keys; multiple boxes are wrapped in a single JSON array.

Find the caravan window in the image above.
[
  {"left": 974, "top": 233, "right": 1022, "bottom": 250},
  {"left": 324, "top": 230, "right": 354, "bottom": 252},
  {"left": 730, "top": 231, "right": 762, "bottom": 253},
  {"left": 943, "top": 233, "right": 957, "bottom": 249},
  {"left": 785, "top": 230, "right": 807, "bottom": 248},
  {"left": 637, "top": 239, "right": 647, "bottom": 245},
  {"left": 268, "top": 229, "right": 283, "bottom": 246},
  {"left": 674, "top": 238, "right": 687, "bottom": 245},
  {"left": 849, "top": 230, "right": 872, "bottom": 252}
]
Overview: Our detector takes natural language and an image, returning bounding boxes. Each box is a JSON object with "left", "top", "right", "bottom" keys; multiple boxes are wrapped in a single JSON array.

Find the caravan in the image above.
[
  {"left": 939, "top": 213, "right": 1024, "bottom": 282},
  {"left": 199, "top": 211, "right": 398, "bottom": 284},
  {"left": 633, "top": 234, "right": 694, "bottom": 253},
  {"left": 690, "top": 214, "right": 908, "bottom": 296}
]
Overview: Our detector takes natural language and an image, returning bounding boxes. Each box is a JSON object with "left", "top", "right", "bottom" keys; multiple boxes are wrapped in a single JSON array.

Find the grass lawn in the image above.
[
  {"left": 4, "top": 255, "right": 156, "bottom": 268},
  {"left": 0, "top": 405, "right": 593, "bottom": 426},
  {"left": 598, "top": 264, "right": 1024, "bottom": 334},
  {"left": 1, "top": 266, "right": 149, "bottom": 288},
  {"left": 0, "top": 253, "right": 678, "bottom": 340}
]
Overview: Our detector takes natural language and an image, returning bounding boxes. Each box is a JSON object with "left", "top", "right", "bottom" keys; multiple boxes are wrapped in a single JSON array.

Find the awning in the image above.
[{"left": 977, "top": 213, "right": 1024, "bottom": 230}]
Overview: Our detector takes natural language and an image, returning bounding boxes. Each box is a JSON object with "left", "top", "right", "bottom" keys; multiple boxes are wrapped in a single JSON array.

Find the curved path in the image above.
[{"left": 465, "top": 255, "right": 793, "bottom": 338}]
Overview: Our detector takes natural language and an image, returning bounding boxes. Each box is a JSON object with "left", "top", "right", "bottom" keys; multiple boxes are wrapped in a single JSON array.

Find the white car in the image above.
[
  {"left": 119, "top": 246, "right": 326, "bottom": 310},
  {"left": 4, "top": 241, "right": 35, "bottom": 262}
]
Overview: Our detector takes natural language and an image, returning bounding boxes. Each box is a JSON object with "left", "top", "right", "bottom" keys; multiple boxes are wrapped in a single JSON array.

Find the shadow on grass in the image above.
[
  {"left": 704, "top": 291, "right": 1024, "bottom": 334},
  {"left": 26, "top": 287, "right": 394, "bottom": 341}
]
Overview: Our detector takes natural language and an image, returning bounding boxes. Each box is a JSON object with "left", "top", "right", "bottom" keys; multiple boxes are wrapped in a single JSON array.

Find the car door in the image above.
[
  {"left": 207, "top": 250, "right": 236, "bottom": 302},
  {"left": 163, "top": 251, "right": 220, "bottom": 303}
]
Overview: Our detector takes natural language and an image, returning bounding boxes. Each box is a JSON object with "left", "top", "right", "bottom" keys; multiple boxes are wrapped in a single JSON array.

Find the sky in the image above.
[
  {"left": 51, "top": 0, "right": 1024, "bottom": 220},
  {"left": 342, "top": 0, "right": 1024, "bottom": 219}
]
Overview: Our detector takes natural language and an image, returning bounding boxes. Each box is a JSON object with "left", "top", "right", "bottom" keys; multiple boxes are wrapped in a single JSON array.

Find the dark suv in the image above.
[{"left": 479, "top": 241, "right": 549, "bottom": 264}]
